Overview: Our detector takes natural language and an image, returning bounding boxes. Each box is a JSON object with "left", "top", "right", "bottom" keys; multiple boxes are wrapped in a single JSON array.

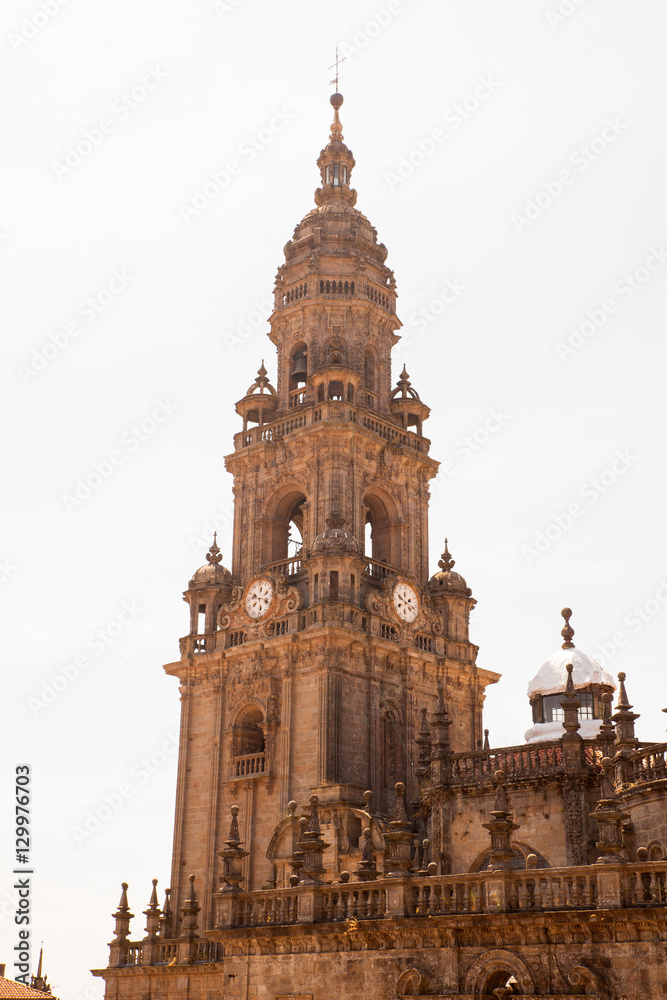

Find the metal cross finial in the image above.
[{"left": 328, "top": 45, "right": 347, "bottom": 91}]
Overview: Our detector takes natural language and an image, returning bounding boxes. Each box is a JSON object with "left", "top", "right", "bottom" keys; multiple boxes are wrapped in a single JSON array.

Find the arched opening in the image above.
[
  {"left": 364, "top": 489, "right": 400, "bottom": 567},
  {"left": 288, "top": 503, "right": 304, "bottom": 559},
  {"left": 264, "top": 487, "right": 307, "bottom": 566},
  {"left": 483, "top": 970, "right": 520, "bottom": 994},
  {"left": 289, "top": 341, "right": 308, "bottom": 407},
  {"left": 234, "top": 707, "right": 265, "bottom": 755}
]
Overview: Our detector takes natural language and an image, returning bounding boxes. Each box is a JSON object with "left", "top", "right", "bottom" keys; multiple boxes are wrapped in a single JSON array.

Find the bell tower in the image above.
[{"left": 166, "top": 93, "right": 499, "bottom": 934}]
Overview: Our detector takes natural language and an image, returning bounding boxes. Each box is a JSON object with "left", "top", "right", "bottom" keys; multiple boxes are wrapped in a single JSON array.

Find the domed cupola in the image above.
[
  {"left": 524, "top": 608, "right": 616, "bottom": 744},
  {"left": 267, "top": 92, "right": 402, "bottom": 417},
  {"left": 429, "top": 539, "right": 471, "bottom": 596},
  {"left": 428, "top": 540, "right": 476, "bottom": 643},
  {"left": 390, "top": 366, "right": 430, "bottom": 435},
  {"left": 315, "top": 93, "right": 357, "bottom": 208},
  {"left": 183, "top": 534, "right": 233, "bottom": 643}
]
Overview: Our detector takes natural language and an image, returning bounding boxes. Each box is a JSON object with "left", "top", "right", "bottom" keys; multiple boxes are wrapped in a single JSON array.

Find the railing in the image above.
[
  {"left": 319, "top": 885, "right": 386, "bottom": 920},
  {"left": 196, "top": 940, "right": 224, "bottom": 963},
  {"left": 220, "top": 860, "right": 667, "bottom": 929},
  {"left": 235, "top": 891, "right": 300, "bottom": 927},
  {"left": 409, "top": 877, "right": 487, "bottom": 916},
  {"left": 624, "top": 865, "right": 667, "bottom": 904},
  {"left": 158, "top": 942, "right": 178, "bottom": 964},
  {"left": 448, "top": 742, "right": 566, "bottom": 787},
  {"left": 266, "top": 556, "right": 303, "bottom": 578},
  {"left": 507, "top": 871, "right": 597, "bottom": 911},
  {"left": 289, "top": 388, "right": 307, "bottom": 408},
  {"left": 623, "top": 742, "right": 667, "bottom": 785},
  {"left": 234, "top": 753, "right": 266, "bottom": 778},
  {"left": 235, "top": 400, "right": 428, "bottom": 453},
  {"left": 111, "top": 861, "right": 667, "bottom": 968},
  {"left": 363, "top": 557, "right": 399, "bottom": 580}
]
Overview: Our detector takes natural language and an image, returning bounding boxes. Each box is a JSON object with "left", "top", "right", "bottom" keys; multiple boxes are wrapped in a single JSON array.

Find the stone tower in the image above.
[{"left": 167, "top": 92, "right": 499, "bottom": 935}]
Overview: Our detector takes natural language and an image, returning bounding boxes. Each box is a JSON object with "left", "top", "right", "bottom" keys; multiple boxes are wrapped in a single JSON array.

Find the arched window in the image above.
[
  {"left": 364, "top": 489, "right": 400, "bottom": 567},
  {"left": 263, "top": 487, "right": 308, "bottom": 566},
  {"left": 234, "top": 707, "right": 265, "bottom": 756}
]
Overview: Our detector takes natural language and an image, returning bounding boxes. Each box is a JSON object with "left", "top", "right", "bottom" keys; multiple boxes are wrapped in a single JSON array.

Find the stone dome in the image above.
[
  {"left": 428, "top": 539, "right": 471, "bottom": 595},
  {"left": 188, "top": 535, "right": 232, "bottom": 589},
  {"left": 524, "top": 609, "right": 616, "bottom": 744},
  {"left": 311, "top": 514, "right": 358, "bottom": 555},
  {"left": 526, "top": 646, "right": 615, "bottom": 700}
]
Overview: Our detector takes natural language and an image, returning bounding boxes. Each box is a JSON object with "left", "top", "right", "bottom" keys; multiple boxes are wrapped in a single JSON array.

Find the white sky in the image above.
[{"left": 2, "top": 0, "right": 667, "bottom": 996}]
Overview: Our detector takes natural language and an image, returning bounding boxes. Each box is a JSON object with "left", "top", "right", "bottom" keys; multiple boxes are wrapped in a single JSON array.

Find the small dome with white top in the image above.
[{"left": 524, "top": 608, "right": 616, "bottom": 744}]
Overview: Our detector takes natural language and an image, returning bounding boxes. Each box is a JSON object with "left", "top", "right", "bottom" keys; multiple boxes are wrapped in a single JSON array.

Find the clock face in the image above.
[
  {"left": 393, "top": 583, "right": 419, "bottom": 622},
  {"left": 245, "top": 579, "right": 274, "bottom": 619}
]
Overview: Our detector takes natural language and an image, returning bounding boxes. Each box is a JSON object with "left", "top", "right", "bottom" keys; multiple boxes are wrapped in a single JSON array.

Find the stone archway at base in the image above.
[{"left": 464, "top": 949, "right": 536, "bottom": 996}]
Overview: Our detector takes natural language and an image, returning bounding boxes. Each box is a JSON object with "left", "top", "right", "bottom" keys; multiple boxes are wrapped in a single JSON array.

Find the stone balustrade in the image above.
[
  {"left": 234, "top": 399, "right": 429, "bottom": 453},
  {"left": 107, "top": 860, "right": 667, "bottom": 969}
]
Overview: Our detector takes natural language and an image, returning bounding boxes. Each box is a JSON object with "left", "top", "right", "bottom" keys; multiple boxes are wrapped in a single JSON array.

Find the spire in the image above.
[
  {"left": 205, "top": 533, "right": 222, "bottom": 566},
  {"left": 438, "top": 539, "right": 455, "bottom": 573},
  {"left": 612, "top": 671, "right": 639, "bottom": 761},
  {"left": 482, "top": 771, "right": 519, "bottom": 871},
  {"left": 561, "top": 607, "right": 575, "bottom": 649},
  {"left": 315, "top": 93, "right": 357, "bottom": 207}
]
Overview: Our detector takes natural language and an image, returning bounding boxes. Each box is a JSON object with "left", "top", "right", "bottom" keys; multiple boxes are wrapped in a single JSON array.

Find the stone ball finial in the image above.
[
  {"left": 394, "top": 781, "right": 405, "bottom": 796},
  {"left": 299, "top": 816, "right": 308, "bottom": 831},
  {"left": 122, "top": 882, "right": 128, "bottom": 891},
  {"left": 152, "top": 878, "right": 158, "bottom": 887},
  {"left": 561, "top": 607, "right": 575, "bottom": 649},
  {"left": 288, "top": 800, "right": 297, "bottom": 816},
  {"left": 526, "top": 854, "right": 537, "bottom": 870},
  {"left": 363, "top": 790, "right": 372, "bottom": 808},
  {"left": 289, "top": 874, "right": 300, "bottom": 886},
  {"left": 188, "top": 874, "right": 195, "bottom": 884},
  {"left": 330, "top": 92, "right": 344, "bottom": 110},
  {"left": 636, "top": 847, "right": 648, "bottom": 861},
  {"left": 230, "top": 804, "right": 240, "bottom": 817},
  {"left": 310, "top": 794, "right": 319, "bottom": 806},
  {"left": 494, "top": 770, "right": 506, "bottom": 785},
  {"left": 340, "top": 870, "right": 350, "bottom": 883}
]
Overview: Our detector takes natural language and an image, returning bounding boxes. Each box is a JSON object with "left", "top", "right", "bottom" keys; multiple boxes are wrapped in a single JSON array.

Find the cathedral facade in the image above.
[{"left": 93, "top": 94, "right": 667, "bottom": 1000}]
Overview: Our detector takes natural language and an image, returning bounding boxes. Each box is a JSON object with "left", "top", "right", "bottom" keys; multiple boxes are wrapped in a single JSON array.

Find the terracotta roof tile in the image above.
[{"left": 0, "top": 977, "right": 56, "bottom": 998}]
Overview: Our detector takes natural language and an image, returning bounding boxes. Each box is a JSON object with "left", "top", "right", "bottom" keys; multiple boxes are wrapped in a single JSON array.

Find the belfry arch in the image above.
[
  {"left": 262, "top": 485, "right": 308, "bottom": 566},
  {"left": 363, "top": 487, "right": 402, "bottom": 566}
]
